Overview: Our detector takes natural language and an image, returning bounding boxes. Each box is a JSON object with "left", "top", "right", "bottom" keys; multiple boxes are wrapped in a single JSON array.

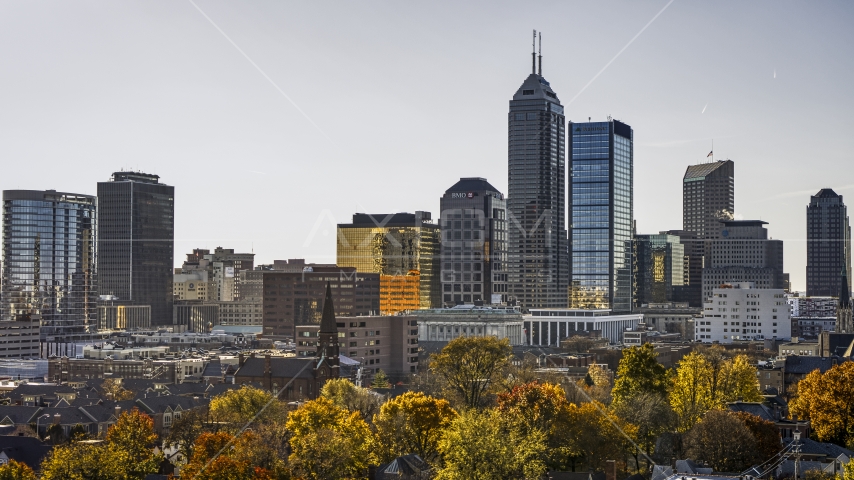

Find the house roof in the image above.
[
  {"left": 0, "top": 406, "right": 42, "bottom": 425},
  {"left": 0, "top": 436, "right": 52, "bottom": 470},
  {"left": 40, "top": 407, "right": 97, "bottom": 425},
  {"left": 376, "top": 454, "right": 432, "bottom": 479},
  {"left": 8, "top": 384, "right": 76, "bottom": 398},
  {"left": 727, "top": 402, "right": 776, "bottom": 422},
  {"left": 135, "top": 395, "right": 209, "bottom": 415},
  {"left": 783, "top": 437, "right": 854, "bottom": 458},
  {"left": 785, "top": 356, "right": 850, "bottom": 375},
  {"left": 234, "top": 357, "right": 315, "bottom": 380}
]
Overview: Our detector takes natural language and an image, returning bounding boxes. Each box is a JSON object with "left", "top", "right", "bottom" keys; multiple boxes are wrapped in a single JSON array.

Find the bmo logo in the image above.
[{"left": 451, "top": 192, "right": 475, "bottom": 199}]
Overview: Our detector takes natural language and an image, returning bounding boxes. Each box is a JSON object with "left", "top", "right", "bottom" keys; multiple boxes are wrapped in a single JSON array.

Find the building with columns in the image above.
[{"left": 523, "top": 309, "right": 642, "bottom": 346}]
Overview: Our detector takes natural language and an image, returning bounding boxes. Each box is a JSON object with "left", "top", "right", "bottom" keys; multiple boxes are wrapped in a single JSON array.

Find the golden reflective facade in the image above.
[{"left": 337, "top": 213, "right": 440, "bottom": 314}]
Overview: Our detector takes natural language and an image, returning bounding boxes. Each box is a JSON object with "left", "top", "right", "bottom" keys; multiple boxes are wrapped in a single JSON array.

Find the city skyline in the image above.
[{"left": 1, "top": 2, "right": 853, "bottom": 292}]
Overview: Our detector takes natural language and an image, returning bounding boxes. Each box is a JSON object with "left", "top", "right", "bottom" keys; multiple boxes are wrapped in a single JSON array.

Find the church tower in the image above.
[
  {"left": 316, "top": 282, "right": 340, "bottom": 379},
  {"left": 837, "top": 269, "right": 853, "bottom": 334}
]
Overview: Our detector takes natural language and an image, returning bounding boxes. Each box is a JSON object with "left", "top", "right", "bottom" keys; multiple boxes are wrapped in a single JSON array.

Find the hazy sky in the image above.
[{"left": 1, "top": 1, "right": 852, "bottom": 292}]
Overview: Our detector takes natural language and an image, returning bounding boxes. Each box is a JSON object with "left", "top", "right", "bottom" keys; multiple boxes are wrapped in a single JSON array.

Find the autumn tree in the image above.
[
  {"left": 611, "top": 344, "right": 668, "bottom": 407},
  {"left": 286, "top": 397, "right": 375, "bottom": 479},
  {"left": 612, "top": 391, "right": 676, "bottom": 471},
  {"left": 40, "top": 443, "right": 124, "bottom": 480},
  {"left": 180, "top": 431, "right": 274, "bottom": 480},
  {"left": 670, "top": 350, "right": 762, "bottom": 430},
  {"left": 558, "top": 401, "right": 634, "bottom": 473},
  {"left": 165, "top": 407, "right": 212, "bottom": 463},
  {"left": 436, "top": 408, "right": 547, "bottom": 480},
  {"left": 497, "top": 382, "right": 577, "bottom": 471},
  {"left": 430, "top": 336, "right": 512, "bottom": 409},
  {"left": 731, "top": 411, "right": 782, "bottom": 464},
  {"left": 374, "top": 391, "right": 457, "bottom": 464},
  {"left": 105, "top": 408, "right": 162, "bottom": 479},
  {"left": 685, "top": 409, "right": 757, "bottom": 472},
  {"left": 210, "top": 386, "right": 286, "bottom": 431},
  {"left": 321, "top": 378, "right": 383, "bottom": 421},
  {"left": 790, "top": 361, "right": 854, "bottom": 447},
  {"left": 101, "top": 378, "right": 134, "bottom": 401},
  {"left": 0, "top": 460, "right": 36, "bottom": 480}
]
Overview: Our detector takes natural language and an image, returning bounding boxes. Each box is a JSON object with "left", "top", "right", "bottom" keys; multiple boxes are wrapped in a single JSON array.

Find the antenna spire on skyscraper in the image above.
[
  {"left": 532, "top": 29, "right": 537, "bottom": 74},
  {"left": 538, "top": 32, "right": 542, "bottom": 76}
]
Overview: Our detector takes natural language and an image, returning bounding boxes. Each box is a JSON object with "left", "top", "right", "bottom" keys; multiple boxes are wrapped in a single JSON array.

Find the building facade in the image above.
[
  {"left": 439, "top": 178, "right": 507, "bottom": 306},
  {"left": 696, "top": 282, "right": 790, "bottom": 343},
  {"left": 295, "top": 315, "right": 418, "bottom": 378},
  {"left": 2, "top": 190, "right": 97, "bottom": 342},
  {"left": 97, "top": 304, "right": 151, "bottom": 330},
  {"left": 506, "top": 48, "right": 568, "bottom": 310},
  {"left": 261, "top": 265, "right": 380, "bottom": 339},
  {"left": 633, "top": 303, "right": 700, "bottom": 340},
  {"left": 568, "top": 120, "right": 634, "bottom": 313},
  {"left": 413, "top": 305, "right": 524, "bottom": 345},
  {"left": 0, "top": 316, "right": 41, "bottom": 359},
  {"left": 633, "top": 233, "right": 685, "bottom": 307},
  {"left": 173, "top": 301, "right": 219, "bottom": 333},
  {"left": 524, "top": 309, "right": 643, "bottom": 345},
  {"left": 337, "top": 212, "right": 440, "bottom": 313},
  {"left": 683, "top": 160, "right": 735, "bottom": 241},
  {"left": 97, "top": 172, "right": 174, "bottom": 325},
  {"left": 702, "top": 220, "right": 786, "bottom": 303},
  {"left": 806, "top": 189, "right": 851, "bottom": 297}
]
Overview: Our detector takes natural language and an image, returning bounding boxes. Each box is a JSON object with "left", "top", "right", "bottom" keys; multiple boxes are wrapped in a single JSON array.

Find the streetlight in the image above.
[{"left": 35, "top": 413, "right": 50, "bottom": 440}]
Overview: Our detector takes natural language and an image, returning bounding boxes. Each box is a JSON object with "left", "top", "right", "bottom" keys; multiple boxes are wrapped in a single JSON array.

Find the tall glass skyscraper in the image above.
[
  {"left": 568, "top": 120, "right": 633, "bottom": 313},
  {"left": 807, "top": 188, "right": 851, "bottom": 297},
  {"left": 1, "top": 190, "right": 97, "bottom": 335},
  {"left": 97, "top": 172, "right": 174, "bottom": 325},
  {"left": 507, "top": 46, "right": 568, "bottom": 309}
]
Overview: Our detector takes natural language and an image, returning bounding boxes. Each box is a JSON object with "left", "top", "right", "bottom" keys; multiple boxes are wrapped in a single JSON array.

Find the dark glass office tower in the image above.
[
  {"left": 439, "top": 178, "right": 507, "bottom": 306},
  {"left": 507, "top": 43, "right": 568, "bottom": 309},
  {"left": 633, "top": 233, "right": 684, "bottom": 307},
  {"left": 97, "top": 172, "right": 174, "bottom": 325},
  {"left": 807, "top": 188, "right": 851, "bottom": 297},
  {"left": 1, "top": 190, "right": 97, "bottom": 336},
  {"left": 568, "top": 120, "right": 633, "bottom": 312}
]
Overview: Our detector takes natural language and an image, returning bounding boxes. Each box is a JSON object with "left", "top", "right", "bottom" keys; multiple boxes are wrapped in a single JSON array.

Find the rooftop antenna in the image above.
[
  {"left": 538, "top": 32, "right": 542, "bottom": 76},
  {"left": 532, "top": 29, "right": 537, "bottom": 74}
]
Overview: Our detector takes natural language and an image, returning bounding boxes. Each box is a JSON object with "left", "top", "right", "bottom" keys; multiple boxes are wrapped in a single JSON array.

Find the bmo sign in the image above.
[{"left": 451, "top": 192, "right": 476, "bottom": 199}]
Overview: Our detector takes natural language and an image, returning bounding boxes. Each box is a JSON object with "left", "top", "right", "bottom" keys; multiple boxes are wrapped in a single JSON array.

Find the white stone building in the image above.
[
  {"left": 696, "top": 282, "right": 790, "bottom": 343},
  {"left": 524, "top": 309, "right": 643, "bottom": 345}
]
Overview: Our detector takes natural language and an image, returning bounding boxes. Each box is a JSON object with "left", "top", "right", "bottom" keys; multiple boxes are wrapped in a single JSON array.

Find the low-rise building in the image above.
[
  {"left": 0, "top": 316, "right": 41, "bottom": 359},
  {"left": 778, "top": 339, "right": 821, "bottom": 357},
  {"left": 792, "top": 317, "right": 835, "bottom": 339},
  {"left": 525, "top": 309, "right": 643, "bottom": 346},
  {"left": 295, "top": 315, "right": 418, "bottom": 379},
  {"left": 696, "top": 283, "right": 791, "bottom": 343},
  {"left": 413, "top": 305, "right": 524, "bottom": 345},
  {"left": 173, "top": 301, "right": 219, "bottom": 333},
  {"left": 633, "top": 303, "right": 701, "bottom": 340}
]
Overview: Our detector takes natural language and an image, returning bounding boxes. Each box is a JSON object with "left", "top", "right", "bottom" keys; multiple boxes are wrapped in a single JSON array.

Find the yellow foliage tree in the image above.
[
  {"left": 0, "top": 459, "right": 36, "bottom": 480},
  {"left": 209, "top": 386, "right": 285, "bottom": 431},
  {"left": 286, "top": 397, "right": 376, "bottom": 479},
  {"left": 374, "top": 391, "right": 457, "bottom": 463},
  {"left": 790, "top": 361, "right": 854, "bottom": 446},
  {"left": 430, "top": 336, "right": 512, "bottom": 408}
]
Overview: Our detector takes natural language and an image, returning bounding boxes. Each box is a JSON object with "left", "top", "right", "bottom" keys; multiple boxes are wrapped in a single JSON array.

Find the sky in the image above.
[{"left": 1, "top": 0, "right": 853, "bottom": 292}]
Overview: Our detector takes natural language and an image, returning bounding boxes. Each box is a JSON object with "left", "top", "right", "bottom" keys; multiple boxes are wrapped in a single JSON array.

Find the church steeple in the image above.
[
  {"left": 840, "top": 268, "right": 851, "bottom": 310},
  {"left": 316, "top": 282, "right": 340, "bottom": 376},
  {"left": 838, "top": 268, "right": 853, "bottom": 334}
]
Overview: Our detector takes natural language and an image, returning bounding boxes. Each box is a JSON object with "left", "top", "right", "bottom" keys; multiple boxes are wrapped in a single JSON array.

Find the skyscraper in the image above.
[
  {"left": 683, "top": 160, "right": 735, "bottom": 240},
  {"left": 568, "top": 119, "right": 634, "bottom": 313},
  {"left": 806, "top": 189, "right": 851, "bottom": 297},
  {"left": 507, "top": 33, "right": 568, "bottom": 309},
  {"left": 633, "top": 233, "right": 685, "bottom": 307},
  {"left": 1, "top": 190, "right": 97, "bottom": 340},
  {"left": 702, "top": 220, "right": 786, "bottom": 302},
  {"left": 97, "top": 172, "right": 174, "bottom": 325},
  {"left": 439, "top": 177, "right": 507, "bottom": 306},
  {"left": 337, "top": 212, "right": 440, "bottom": 313}
]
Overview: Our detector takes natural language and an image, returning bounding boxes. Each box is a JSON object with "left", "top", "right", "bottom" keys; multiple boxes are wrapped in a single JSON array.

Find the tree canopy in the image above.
[
  {"left": 430, "top": 336, "right": 512, "bottom": 409},
  {"left": 790, "top": 361, "right": 854, "bottom": 447},
  {"left": 374, "top": 391, "right": 457, "bottom": 463}
]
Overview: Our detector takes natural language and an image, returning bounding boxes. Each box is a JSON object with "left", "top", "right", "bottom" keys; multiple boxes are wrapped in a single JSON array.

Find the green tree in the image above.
[
  {"left": 286, "top": 397, "right": 375, "bottom": 479},
  {"left": 0, "top": 459, "right": 36, "bottom": 480},
  {"left": 430, "top": 336, "right": 512, "bottom": 409},
  {"left": 611, "top": 344, "right": 668, "bottom": 407},
  {"left": 374, "top": 391, "right": 457, "bottom": 463},
  {"left": 371, "top": 369, "right": 391, "bottom": 389},
  {"left": 790, "top": 361, "right": 854, "bottom": 447},
  {"left": 436, "top": 408, "right": 547, "bottom": 480}
]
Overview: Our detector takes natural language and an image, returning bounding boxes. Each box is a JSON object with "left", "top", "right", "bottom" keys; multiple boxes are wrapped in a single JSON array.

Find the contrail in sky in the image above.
[
  {"left": 567, "top": 0, "right": 676, "bottom": 105},
  {"left": 702, "top": 103, "right": 708, "bottom": 114},
  {"left": 187, "top": 0, "right": 335, "bottom": 145}
]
